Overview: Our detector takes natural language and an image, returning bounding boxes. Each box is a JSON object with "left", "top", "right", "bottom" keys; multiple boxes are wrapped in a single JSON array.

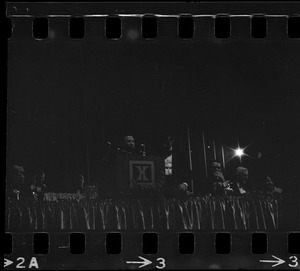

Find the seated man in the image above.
[
  {"left": 30, "top": 169, "right": 48, "bottom": 201},
  {"left": 71, "top": 173, "right": 98, "bottom": 198},
  {"left": 230, "top": 167, "right": 250, "bottom": 196},
  {"left": 211, "top": 160, "right": 223, "bottom": 173},
  {"left": 6, "top": 165, "right": 32, "bottom": 200},
  {"left": 210, "top": 171, "right": 233, "bottom": 196},
  {"left": 72, "top": 174, "right": 86, "bottom": 194},
  {"left": 263, "top": 176, "right": 283, "bottom": 200},
  {"left": 208, "top": 161, "right": 232, "bottom": 196}
]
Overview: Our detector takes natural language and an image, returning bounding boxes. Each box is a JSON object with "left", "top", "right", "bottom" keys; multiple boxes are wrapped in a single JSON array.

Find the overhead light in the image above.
[{"left": 235, "top": 148, "right": 244, "bottom": 157}]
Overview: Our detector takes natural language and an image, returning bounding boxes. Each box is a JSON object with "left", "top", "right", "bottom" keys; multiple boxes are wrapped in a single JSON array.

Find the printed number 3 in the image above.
[
  {"left": 289, "top": 256, "right": 298, "bottom": 268},
  {"left": 156, "top": 258, "right": 166, "bottom": 269}
]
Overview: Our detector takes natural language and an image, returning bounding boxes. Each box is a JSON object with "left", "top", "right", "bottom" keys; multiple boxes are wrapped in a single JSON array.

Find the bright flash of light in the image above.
[{"left": 235, "top": 148, "right": 244, "bottom": 157}]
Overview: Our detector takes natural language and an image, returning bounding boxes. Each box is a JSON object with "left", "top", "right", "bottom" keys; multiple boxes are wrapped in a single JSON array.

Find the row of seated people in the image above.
[
  {"left": 6, "top": 162, "right": 283, "bottom": 202},
  {"left": 6, "top": 135, "right": 283, "bottom": 201},
  {"left": 208, "top": 161, "right": 283, "bottom": 200},
  {"left": 6, "top": 165, "right": 90, "bottom": 201}
]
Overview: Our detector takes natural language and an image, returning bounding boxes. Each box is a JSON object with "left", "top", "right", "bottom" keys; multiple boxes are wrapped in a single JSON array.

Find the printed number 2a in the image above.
[
  {"left": 289, "top": 256, "right": 298, "bottom": 268},
  {"left": 16, "top": 257, "right": 39, "bottom": 269}
]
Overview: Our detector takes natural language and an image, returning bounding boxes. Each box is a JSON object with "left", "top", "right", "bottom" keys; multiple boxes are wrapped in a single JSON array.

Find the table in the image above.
[{"left": 5, "top": 194, "right": 289, "bottom": 231}]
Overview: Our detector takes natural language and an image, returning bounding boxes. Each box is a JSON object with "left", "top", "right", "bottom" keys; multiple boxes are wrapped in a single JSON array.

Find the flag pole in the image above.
[
  {"left": 202, "top": 132, "right": 208, "bottom": 179},
  {"left": 79, "top": 48, "right": 91, "bottom": 186},
  {"left": 221, "top": 144, "right": 226, "bottom": 170},
  {"left": 187, "top": 124, "right": 194, "bottom": 193},
  {"left": 83, "top": 92, "right": 91, "bottom": 185},
  {"left": 213, "top": 139, "right": 217, "bottom": 160}
]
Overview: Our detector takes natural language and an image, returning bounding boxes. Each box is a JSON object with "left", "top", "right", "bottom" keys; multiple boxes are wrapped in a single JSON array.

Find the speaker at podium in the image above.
[{"left": 116, "top": 155, "right": 165, "bottom": 191}]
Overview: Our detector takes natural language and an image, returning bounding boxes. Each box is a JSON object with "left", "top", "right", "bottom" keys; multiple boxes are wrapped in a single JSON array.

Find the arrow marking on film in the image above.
[
  {"left": 126, "top": 256, "right": 152, "bottom": 268},
  {"left": 260, "top": 255, "right": 285, "bottom": 267},
  {"left": 4, "top": 258, "right": 14, "bottom": 268}
]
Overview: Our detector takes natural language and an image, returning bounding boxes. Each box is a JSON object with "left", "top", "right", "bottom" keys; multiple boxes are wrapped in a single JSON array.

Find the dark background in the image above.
[{"left": 7, "top": 17, "right": 300, "bottom": 193}]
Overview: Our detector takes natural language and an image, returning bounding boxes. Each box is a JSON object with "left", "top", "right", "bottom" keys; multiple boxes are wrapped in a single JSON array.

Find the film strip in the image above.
[
  {"left": 5, "top": 2, "right": 300, "bottom": 270},
  {"left": 6, "top": 10, "right": 300, "bottom": 40},
  {"left": 3, "top": 232, "right": 300, "bottom": 269}
]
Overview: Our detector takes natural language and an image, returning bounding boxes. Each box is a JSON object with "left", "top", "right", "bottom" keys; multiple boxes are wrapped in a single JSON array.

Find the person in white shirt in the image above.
[{"left": 163, "top": 136, "right": 192, "bottom": 196}]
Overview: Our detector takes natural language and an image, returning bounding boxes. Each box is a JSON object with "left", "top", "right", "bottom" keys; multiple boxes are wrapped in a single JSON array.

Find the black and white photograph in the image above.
[{"left": 5, "top": 2, "right": 300, "bottom": 270}]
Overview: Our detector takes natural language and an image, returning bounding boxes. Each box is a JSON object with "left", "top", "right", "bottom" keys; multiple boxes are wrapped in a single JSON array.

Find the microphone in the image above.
[{"left": 140, "top": 144, "right": 146, "bottom": 156}]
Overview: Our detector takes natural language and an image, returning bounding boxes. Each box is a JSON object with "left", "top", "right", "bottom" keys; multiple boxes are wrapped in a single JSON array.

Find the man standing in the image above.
[
  {"left": 118, "top": 135, "right": 136, "bottom": 155},
  {"left": 117, "top": 134, "right": 147, "bottom": 156},
  {"left": 162, "top": 136, "right": 193, "bottom": 197},
  {"left": 100, "top": 134, "right": 139, "bottom": 197},
  {"left": 164, "top": 136, "right": 174, "bottom": 176}
]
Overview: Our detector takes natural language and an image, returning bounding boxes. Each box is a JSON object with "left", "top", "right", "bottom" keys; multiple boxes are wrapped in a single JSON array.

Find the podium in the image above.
[{"left": 116, "top": 155, "right": 165, "bottom": 191}]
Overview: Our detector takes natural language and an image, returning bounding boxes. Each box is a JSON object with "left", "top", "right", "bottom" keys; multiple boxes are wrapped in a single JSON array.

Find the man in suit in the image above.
[
  {"left": 209, "top": 160, "right": 233, "bottom": 196},
  {"left": 162, "top": 135, "right": 193, "bottom": 197},
  {"left": 263, "top": 176, "right": 283, "bottom": 199},
  {"left": 117, "top": 135, "right": 137, "bottom": 155},
  {"left": 100, "top": 134, "right": 140, "bottom": 197},
  {"left": 230, "top": 167, "right": 249, "bottom": 195},
  {"left": 6, "top": 165, "right": 32, "bottom": 200},
  {"left": 30, "top": 169, "right": 48, "bottom": 201}
]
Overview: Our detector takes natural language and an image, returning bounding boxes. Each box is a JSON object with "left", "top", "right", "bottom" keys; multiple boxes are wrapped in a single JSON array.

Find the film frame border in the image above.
[{"left": 5, "top": 1, "right": 300, "bottom": 270}]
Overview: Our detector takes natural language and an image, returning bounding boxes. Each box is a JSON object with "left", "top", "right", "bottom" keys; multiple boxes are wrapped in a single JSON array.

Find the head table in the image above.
[{"left": 6, "top": 193, "right": 292, "bottom": 231}]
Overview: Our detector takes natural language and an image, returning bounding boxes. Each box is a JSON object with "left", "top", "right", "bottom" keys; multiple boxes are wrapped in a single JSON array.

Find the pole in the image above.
[
  {"left": 83, "top": 93, "right": 91, "bottom": 185},
  {"left": 100, "top": 99, "right": 106, "bottom": 159},
  {"left": 221, "top": 144, "right": 226, "bottom": 170},
  {"left": 187, "top": 125, "right": 194, "bottom": 193},
  {"left": 202, "top": 132, "right": 208, "bottom": 179},
  {"left": 213, "top": 139, "right": 217, "bottom": 160},
  {"left": 78, "top": 46, "right": 91, "bottom": 185}
]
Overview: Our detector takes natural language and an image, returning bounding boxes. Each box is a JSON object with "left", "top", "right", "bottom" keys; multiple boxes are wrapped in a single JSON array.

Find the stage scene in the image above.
[{"left": 6, "top": 29, "right": 300, "bottom": 231}]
